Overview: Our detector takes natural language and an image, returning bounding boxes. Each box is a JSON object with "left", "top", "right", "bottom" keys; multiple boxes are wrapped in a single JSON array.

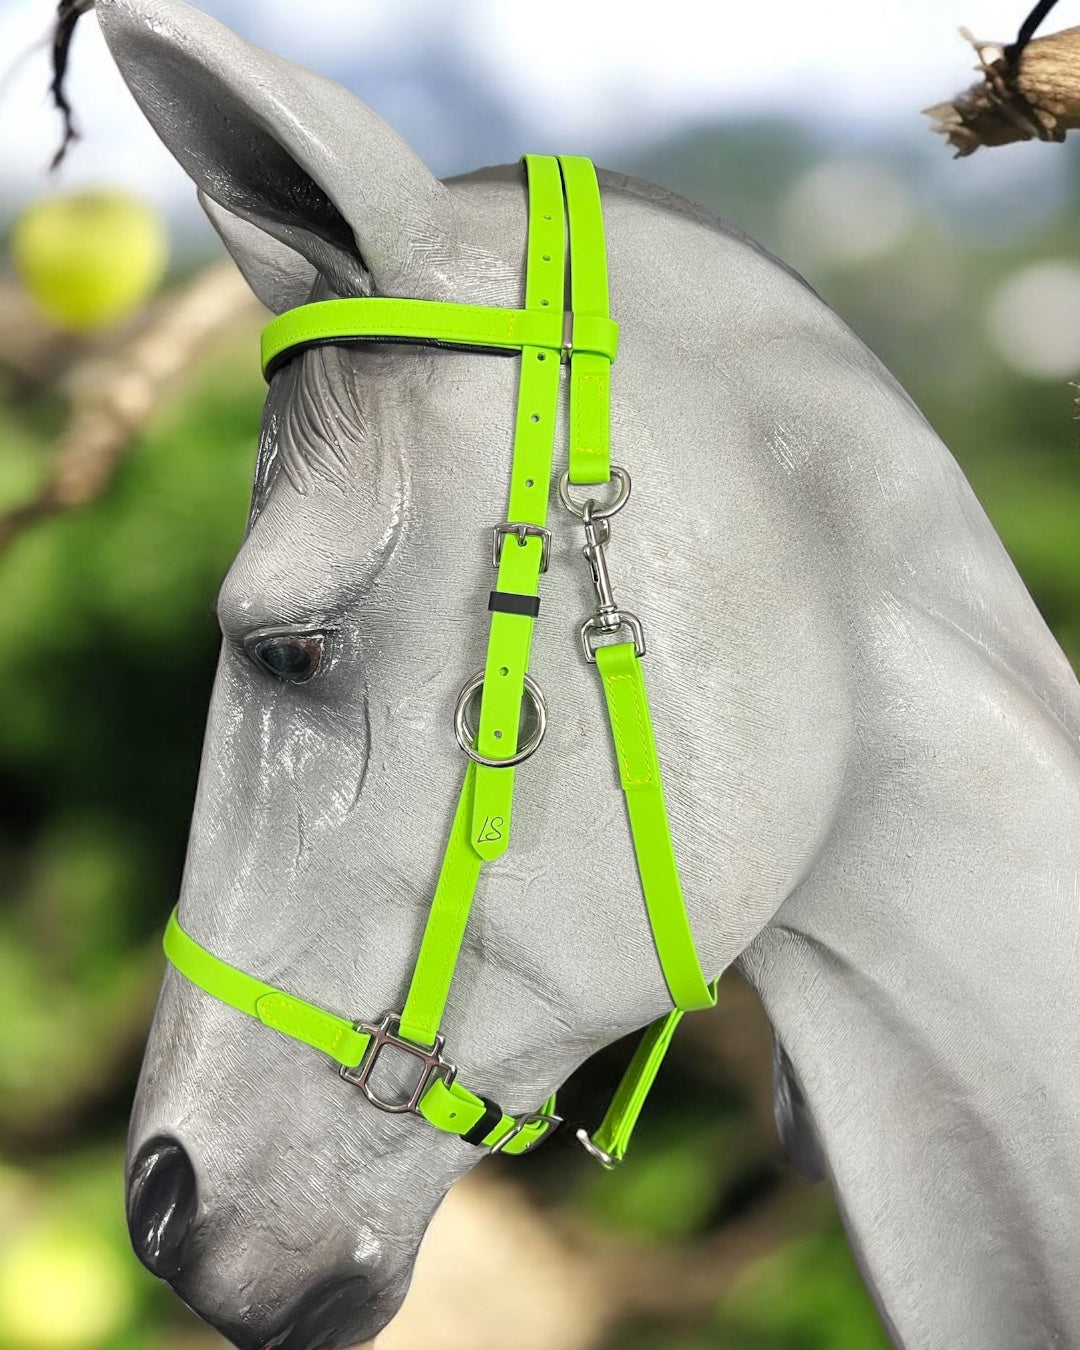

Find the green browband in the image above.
[{"left": 165, "top": 154, "right": 717, "bottom": 1166}]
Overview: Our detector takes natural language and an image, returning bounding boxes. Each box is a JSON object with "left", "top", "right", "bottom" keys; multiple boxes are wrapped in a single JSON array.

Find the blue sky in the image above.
[{"left": 0, "top": 0, "right": 1067, "bottom": 228}]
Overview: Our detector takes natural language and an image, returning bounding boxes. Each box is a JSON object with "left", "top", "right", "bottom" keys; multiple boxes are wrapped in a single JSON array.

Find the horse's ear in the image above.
[
  {"left": 197, "top": 193, "right": 318, "bottom": 314},
  {"left": 95, "top": 0, "right": 453, "bottom": 311}
]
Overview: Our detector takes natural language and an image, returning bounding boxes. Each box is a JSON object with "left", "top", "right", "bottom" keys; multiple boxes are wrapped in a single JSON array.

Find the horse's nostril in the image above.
[
  {"left": 126, "top": 1136, "right": 198, "bottom": 1279},
  {"left": 269, "top": 1272, "right": 385, "bottom": 1350}
]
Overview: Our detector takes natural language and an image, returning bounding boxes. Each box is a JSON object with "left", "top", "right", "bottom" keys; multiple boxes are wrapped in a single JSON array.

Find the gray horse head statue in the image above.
[{"left": 98, "top": 1, "right": 1080, "bottom": 1347}]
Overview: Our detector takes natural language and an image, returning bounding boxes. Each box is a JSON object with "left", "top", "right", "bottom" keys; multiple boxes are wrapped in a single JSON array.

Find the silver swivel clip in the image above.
[{"left": 558, "top": 466, "right": 646, "bottom": 663}]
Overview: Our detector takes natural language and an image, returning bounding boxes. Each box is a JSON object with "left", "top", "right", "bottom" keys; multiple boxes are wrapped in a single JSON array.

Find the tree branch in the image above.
[
  {"left": 0, "top": 262, "right": 261, "bottom": 557},
  {"left": 926, "top": 19, "right": 1080, "bottom": 156}
]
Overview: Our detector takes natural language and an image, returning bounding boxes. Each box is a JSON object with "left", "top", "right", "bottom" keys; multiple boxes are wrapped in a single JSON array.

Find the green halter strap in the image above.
[{"left": 165, "top": 154, "right": 718, "bottom": 1165}]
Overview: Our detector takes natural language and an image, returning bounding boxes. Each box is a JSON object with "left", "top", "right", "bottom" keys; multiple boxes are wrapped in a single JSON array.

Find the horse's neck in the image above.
[
  {"left": 668, "top": 244, "right": 1080, "bottom": 1342},
  {"left": 736, "top": 610, "right": 1080, "bottom": 1346}
]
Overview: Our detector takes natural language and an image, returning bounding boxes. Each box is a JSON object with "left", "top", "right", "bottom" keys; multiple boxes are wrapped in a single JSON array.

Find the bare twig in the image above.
[
  {"left": 50, "top": 0, "right": 95, "bottom": 169},
  {"left": 926, "top": 20, "right": 1080, "bottom": 156},
  {"left": 0, "top": 262, "right": 262, "bottom": 557}
]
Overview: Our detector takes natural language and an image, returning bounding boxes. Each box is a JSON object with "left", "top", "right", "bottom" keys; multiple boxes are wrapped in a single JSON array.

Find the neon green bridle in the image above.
[{"left": 164, "top": 154, "right": 718, "bottom": 1164}]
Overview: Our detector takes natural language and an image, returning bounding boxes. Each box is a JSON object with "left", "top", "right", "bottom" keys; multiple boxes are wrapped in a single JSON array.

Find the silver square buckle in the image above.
[
  {"left": 488, "top": 1109, "right": 562, "bottom": 1156},
  {"left": 492, "top": 523, "right": 552, "bottom": 573},
  {"left": 338, "top": 1013, "right": 456, "bottom": 1115}
]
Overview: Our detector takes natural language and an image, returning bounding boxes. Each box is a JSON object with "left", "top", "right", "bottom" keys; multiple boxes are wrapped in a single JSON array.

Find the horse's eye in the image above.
[{"left": 248, "top": 633, "right": 325, "bottom": 684}]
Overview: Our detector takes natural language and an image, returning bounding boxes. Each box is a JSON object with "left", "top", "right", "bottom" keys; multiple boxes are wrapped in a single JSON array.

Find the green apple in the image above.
[{"left": 11, "top": 189, "right": 168, "bottom": 331}]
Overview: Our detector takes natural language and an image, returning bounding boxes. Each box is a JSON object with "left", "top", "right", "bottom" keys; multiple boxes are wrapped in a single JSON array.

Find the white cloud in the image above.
[{"left": 0, "top": 0, "right": 1059, "bottom": 230}]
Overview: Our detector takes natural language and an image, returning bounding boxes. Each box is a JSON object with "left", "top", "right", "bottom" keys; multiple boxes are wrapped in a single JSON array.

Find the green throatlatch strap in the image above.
[
  {"left": 471, "top": 152, "right": 566, "bottom": 860},
  {"left": 591, "top": 1008, "right": 685, "bottom": 1164},
  {"left": 594, "top": 641, "right": 716, "bottom": 1012},
  {"left": 163, "top": 906, "right": 558, "bottom": 1157},
  {"left": 559, "top": 155, "right": 613, "bottom": 486}
]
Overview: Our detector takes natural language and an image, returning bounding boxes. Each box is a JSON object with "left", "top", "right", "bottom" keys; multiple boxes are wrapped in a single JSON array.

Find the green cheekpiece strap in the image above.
[
  {"left": 398, "top": 761, "right": 483, "bottom": 1047},
  {"left": 471, "top": 152, "right": 566, "bottom": 860}
]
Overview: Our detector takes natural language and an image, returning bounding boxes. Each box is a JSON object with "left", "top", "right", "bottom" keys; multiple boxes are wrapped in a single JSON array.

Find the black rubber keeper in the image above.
[
  {"left": 488, "top": 590, "right": 540, "bottom": 618},
  {"left": 462, "top": 1096, "right": 505, "bottom": 1146}
]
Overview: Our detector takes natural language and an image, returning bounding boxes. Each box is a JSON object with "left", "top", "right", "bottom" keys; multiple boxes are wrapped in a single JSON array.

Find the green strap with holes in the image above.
[
  {"left": 595, "top": 642, "right": 716, "bottom": 1010},
  {"left": 470, "top": 153, "right": 566, "bottom": 860},
  {"left": 561, "top": 155, "right": 614, "bottom": 486},
  {"left": 261, "top": 300, "right": 618, "bottom": 377},
  {"left": 163, "top": 154, "right": 716, "bottom": 1168}
]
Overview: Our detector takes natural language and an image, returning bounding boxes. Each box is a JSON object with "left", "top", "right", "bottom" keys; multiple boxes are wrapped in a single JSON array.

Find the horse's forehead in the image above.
[{"left": 222, "top": 340, "right": 516, "bottom": 629}]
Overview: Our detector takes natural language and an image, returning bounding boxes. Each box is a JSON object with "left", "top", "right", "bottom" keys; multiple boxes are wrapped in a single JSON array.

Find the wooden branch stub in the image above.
[
  {"left": 926, "top": 25, "right": 1080, "bottom": 155},
  {"left": 0, "top": 262, "right": 261, "bottom": 557}
]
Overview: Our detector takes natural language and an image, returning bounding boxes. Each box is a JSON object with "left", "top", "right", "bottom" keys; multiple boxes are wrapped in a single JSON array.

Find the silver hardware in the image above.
[
  {"left": 561, "top": 311, "right": 574, "bottom": 363},
  {"left": 339, "top": 1013, "right": 456, "bottom": 1114},
  {"left": 581, "top": 613, "right": 647, "bottom": 663},
  {"left": 489, "top": 1109, "right": 564, "bottom": 1156},
  {"left": 575, "top": 1127, "right": 619, "bottom": 1169},
  {"left": 454, "top": 671, "right": 548, "bottom": 768},
  {"left": 492, "top": 522, "right": 552, "bottom": 573},
  {"left": 557, "top": 465, "right": 632, "bottom": 520},
  {"left": 561, "top": 468, "right": 647, "bottom": 662}
]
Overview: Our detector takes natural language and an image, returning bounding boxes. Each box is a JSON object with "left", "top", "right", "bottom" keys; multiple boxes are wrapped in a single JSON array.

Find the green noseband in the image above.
[{"left": 164, "top": 154, "right": 718, "bottom": 1165}]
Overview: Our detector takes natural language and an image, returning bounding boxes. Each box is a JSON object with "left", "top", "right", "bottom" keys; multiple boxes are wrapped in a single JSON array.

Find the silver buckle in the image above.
[
  {"left": 581, "top": 611, "right": 647, "bottom": 663},
  {"left": 489, "top": 1109, "right": 563, "bottom": 1156},
  {"left": 492, "top": 523, "right": 552, "bottom": 573},
  {"left": 575, "top": 1127, "right": 619, "bottom": 1169},
  {"left": 338, "top": 1013, "right": 456, "bottom": 1114}
]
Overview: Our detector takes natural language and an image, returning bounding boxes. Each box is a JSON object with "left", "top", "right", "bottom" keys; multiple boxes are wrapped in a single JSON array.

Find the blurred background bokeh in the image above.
[{"left": 2, "top": 1, "right": 1079, "bottom": 1347}]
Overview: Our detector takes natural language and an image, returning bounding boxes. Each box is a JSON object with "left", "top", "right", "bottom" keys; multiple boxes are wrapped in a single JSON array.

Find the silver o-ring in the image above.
[
  {"left": 454, "top": 672, "right": 548, "bottom": 768},
  {"left": 557, "top": 465, "right": 632, "bottom": 520}
]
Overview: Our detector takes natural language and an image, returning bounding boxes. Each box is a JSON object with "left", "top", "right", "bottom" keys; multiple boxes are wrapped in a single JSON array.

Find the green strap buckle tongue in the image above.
[{"left": 162, "top": 153, "right": 717, "bottom": 1171}]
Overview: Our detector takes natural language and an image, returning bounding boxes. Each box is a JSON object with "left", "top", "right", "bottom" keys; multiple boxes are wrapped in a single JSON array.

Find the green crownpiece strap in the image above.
[
  {"left": 559, "top": 155, "right": 613, "bottom": 486},
  {"left": 592, "top": 1009, "right": 684, "bottom": 1164}
]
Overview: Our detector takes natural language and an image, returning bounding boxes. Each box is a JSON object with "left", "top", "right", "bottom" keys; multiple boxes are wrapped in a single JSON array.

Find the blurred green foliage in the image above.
[{"left": 2, "top": 115, "right": 1079, "bottom": 1350}]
